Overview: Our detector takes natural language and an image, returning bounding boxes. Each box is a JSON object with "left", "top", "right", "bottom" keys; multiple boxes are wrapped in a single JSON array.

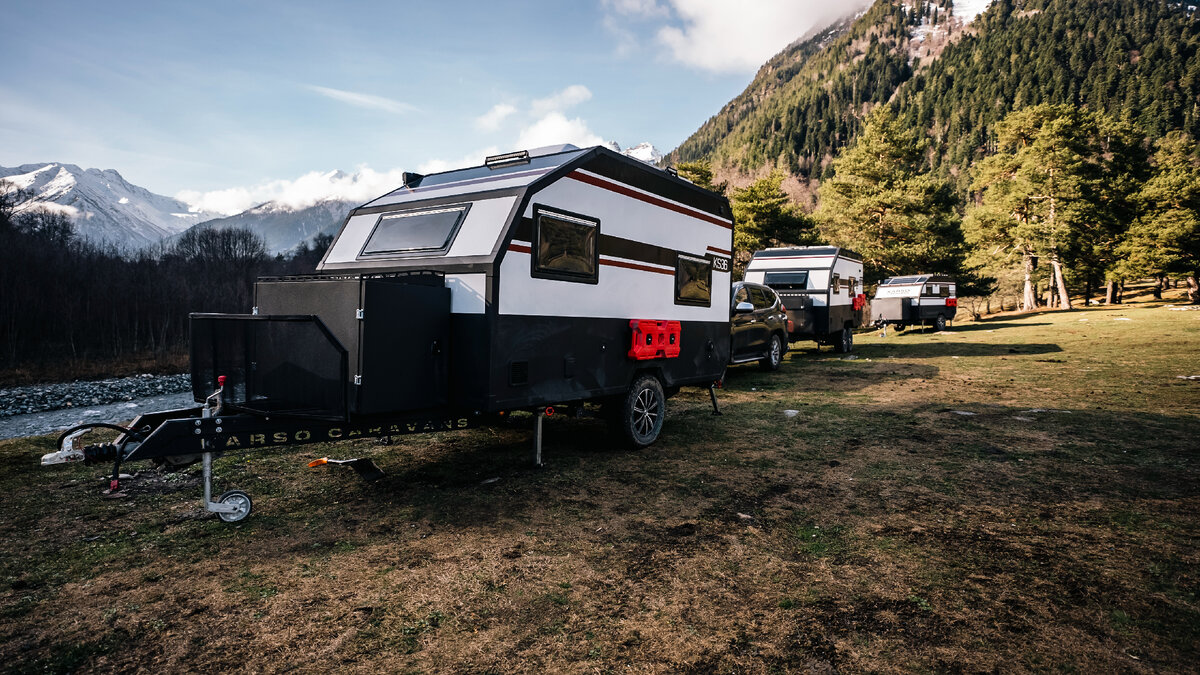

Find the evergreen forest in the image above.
[{"left": 672, "top": 0, "right": 1200, "bottom": 309}]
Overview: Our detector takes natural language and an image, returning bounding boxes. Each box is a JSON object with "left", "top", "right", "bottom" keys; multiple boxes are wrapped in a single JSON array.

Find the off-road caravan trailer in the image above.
[
  {"left": 43, "top": 144, "right": 734, "bottom": 522},
  {"left": 744, "top": 247, "right": 866, "bottom": 353},
  {"left": 871, "top": 275, "right": 957, "bottom": 332}
]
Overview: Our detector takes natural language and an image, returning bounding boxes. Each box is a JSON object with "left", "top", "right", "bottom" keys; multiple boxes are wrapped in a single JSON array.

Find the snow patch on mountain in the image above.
[
  {"left": 953, "top": 0, "right": 994, "bottom": 21},
  {"left": 623, "top": 142, "right": 664, "bottom": 165},
  {"left": 608, "top": 142, "right": 663, "bottom": 165},
  {"left": 0, "top": 163, "right": 217, "bottom": 249}
]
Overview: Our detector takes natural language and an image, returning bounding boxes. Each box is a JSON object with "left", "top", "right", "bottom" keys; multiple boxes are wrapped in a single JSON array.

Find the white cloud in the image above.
[
  {"left": 306, "top": 85, "right": 416, "bottom": 114},
  {"left": 515, "top": 112, "right": 605, "bottom": 150},
  {"left": 602, "top": 0, "right": 667, "bottom": 18},
  {"left": 176, "top": 166, "right": 412, "bottom": 216},
  {"left": 417, "top": 147, "right": 500, "bottom": 175},
  {"left": 530, "top": 85, "right": 593, "bottom": 117},
  {"left": 605, "top": 0, "right": 872, "bottom": 74},
  {"left": 474, "top": 103, "right": 518, "bottom": 132}
]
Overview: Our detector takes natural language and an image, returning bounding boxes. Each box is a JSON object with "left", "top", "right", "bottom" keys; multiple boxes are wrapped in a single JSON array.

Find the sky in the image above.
[{"left": 0, "top": 0, "right": 870, "bottom": 215}]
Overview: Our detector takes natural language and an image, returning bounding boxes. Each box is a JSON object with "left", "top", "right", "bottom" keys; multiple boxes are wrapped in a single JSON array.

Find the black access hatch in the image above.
[{"left": 253, "top": 272, "right": 450, "bottom": 416}]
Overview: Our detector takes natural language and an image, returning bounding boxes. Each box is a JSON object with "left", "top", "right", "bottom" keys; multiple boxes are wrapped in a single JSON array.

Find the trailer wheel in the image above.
[
  {"left": 832, "top": 326, "right": 853, "bottom": 353},
  {"left": 619, "top": 375, "right": 665, "bottom": 448},
  {"left": 934, "top": 314, "right": 947, "bottom": 332},
  {"left": 760, "top": 334, "right": 784, "bottom": 371},
  {"left": 895, "top": 323, "right": 906, "bottom": 332},
  {"left": 216, "top": 490, "right": 252, "bottom": 523}
]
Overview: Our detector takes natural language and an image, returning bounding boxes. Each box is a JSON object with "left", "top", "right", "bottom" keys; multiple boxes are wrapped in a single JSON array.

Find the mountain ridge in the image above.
[
  {"left": 668, "top": 0, "right": 1200, "bottom": 189},
  {"left": 0, "top": 162, "right": 214, "bottom": 248}
]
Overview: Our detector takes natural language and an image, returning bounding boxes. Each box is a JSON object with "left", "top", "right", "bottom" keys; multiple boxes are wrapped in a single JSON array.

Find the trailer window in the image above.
[
  {"left": 763, "top": 271, "right": 808, "bottom": 290},
  {"left": 675, "top": 254, "right": 712, "bottom": 306},
  {"left": 940, "top": 284, "right": 950, "bottom": 297},
  {"left": 361, "top": 205, "right": 468, "bottom": 256},
  {"left": 534, "top": 210, "right": 598, "bottom": 283},
  {"left": 831, "top": 273, "right": 841, "bottom": 294}
]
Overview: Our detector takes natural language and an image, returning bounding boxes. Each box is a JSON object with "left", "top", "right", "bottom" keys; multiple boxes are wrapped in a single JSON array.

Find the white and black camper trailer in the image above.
[
  {"left": 744, "top": 247, "right": 866, "bottom": 353},
  {"left": 43, "top": 145, "right": 734, "bottom": 521},
  {"left": 870, "top": 274, "right": 958, "bottom": 332}
]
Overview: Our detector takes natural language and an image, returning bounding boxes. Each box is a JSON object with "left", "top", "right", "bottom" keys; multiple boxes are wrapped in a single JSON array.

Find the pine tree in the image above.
[
  {"left": 815, "top": 107, "right": 965, "bottom": 283},
  {"left": 676, "top": 160, "right": 726, "bottom": 194},
  {"left": 729, "top": 170, "right": 814, "bottom": 273},
  {"left": 1119, "top": 131, "right": 1200, "bottom": 303},
  {"left": 966, "top": 104, "right": 1145, "bottom": 309}
]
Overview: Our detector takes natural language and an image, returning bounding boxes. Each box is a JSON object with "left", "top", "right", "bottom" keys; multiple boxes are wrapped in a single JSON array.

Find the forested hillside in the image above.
[
  {"left": 899, "top": 0, "right": 1200, "bottom": 178},
  {"left": 669, "top": 2, "right": 914, "bottom": 176},
  {"left": 670, "top": 0, "right": 1200, "bottom": 184}
]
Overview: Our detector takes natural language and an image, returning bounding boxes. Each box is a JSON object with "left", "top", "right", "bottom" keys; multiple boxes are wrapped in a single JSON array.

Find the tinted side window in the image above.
[
  {"left": 733, "top": 286, "right": 749, "bottom": 306},
  {"left": 675, "top": 254, "right": 712, "bottom": 306},
  {"left": 749, "top": 287, "right": 773, "bottom": 310},
  {"left": 534, "top": 210, "right": 598, "bottom": 282}
]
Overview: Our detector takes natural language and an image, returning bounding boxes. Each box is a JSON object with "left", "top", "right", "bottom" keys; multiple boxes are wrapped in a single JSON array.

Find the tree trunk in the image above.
[
  {"left": 1051, "top": 258, "right": 1073, "bottom": 309},
  {"left": 1105, "top": 280, "right": 1118, "bottom": 304},
  {"left": 1118, "top": 279, "right": 1126, "bottom": 304},
  {"left": 1188, "top": 275, "right": 1200, "bottom": 304},
  {"left": 1022, "top": 252, "right": 1038, "bottom": 311},
  {"left": 1153, "top": 275, "right": 1164, "bottom": 300},
  {"left": 1084, "top": 277, "right": 1093, "bottom": 307}
]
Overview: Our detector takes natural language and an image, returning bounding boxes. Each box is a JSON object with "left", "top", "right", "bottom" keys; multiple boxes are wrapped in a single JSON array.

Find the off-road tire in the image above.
[
  {"left": 832, "top": 326, "right": 853, "bottom": 353},
  {"left": 760, "top": 334, "right": 784, "bottom": 371},
  {"left": 934, "top": 314, "right": 947, "bottom": 332},
  {"left": 618, "top": 374, "right": 666, "bottom": 448}
]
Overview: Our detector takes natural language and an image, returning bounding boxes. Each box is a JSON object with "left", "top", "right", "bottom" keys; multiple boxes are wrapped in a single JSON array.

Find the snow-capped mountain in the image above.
[
  {"left": 0, "top": 163, "right": 215, "bottom": 248},
  {"left": 182, "top": 199, "right": 356, "bottom": 254},
  {"left": 623, "top": 142, "right": 664, "bottom": 165},
  {"left": 605, "top": 142, "right": 665, "bottom": 165}
]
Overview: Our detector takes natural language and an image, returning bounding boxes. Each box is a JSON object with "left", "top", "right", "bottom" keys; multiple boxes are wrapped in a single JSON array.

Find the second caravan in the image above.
[{"left": 744, "top": 246, "right": 866, "bottom": 353}]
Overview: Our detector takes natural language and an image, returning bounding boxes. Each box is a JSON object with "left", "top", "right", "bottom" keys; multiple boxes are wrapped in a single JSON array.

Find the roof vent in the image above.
[
  {"left": 401, "top": 171, "right": 424, "bottom": 187},
  {"left": 485, "top": 150, "right": 531, "bottom": 169}
]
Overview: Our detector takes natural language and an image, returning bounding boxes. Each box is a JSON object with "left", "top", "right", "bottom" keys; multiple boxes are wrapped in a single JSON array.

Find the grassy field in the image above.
[{"left": 1, "top": 295, "right": 1197, "bottom": 673}]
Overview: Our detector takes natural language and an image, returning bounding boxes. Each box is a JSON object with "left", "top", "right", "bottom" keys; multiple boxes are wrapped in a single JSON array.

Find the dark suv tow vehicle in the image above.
[{"left": 729, "top": 281, "right": 791, "bottom": 371}]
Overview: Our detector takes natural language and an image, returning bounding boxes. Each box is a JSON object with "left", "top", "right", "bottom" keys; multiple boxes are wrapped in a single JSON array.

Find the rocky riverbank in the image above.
[{"left": 0, "top": 374, "right": 191, "bottom": 418}]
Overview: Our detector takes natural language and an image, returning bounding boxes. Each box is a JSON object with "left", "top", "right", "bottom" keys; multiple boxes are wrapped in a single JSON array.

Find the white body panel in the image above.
[
  {"left": 745, "top": 252, "right": 862, "bottom": 308},
  {"left": 500, "top": 171, "right": 731, "bottom": 320},
  {"left": 446, "top": 273, "right": 487, "bottom": 314}
]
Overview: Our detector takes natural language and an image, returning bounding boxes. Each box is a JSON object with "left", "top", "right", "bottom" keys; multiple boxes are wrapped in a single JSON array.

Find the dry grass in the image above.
[{"left": 1, "top": 291, "right": 1197, "bottom": 673}]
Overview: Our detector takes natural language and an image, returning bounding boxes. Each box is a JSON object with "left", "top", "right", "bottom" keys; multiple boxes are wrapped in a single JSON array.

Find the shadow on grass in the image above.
[
  {"left": 858, "top": 342, "right": 1064, "bottom": 358},
  {"left": 288, "top": 395, "right": 1197, "bottom": 529},
  {"left": 937, "top": 321, "right": 1052, "bottom": 332}
]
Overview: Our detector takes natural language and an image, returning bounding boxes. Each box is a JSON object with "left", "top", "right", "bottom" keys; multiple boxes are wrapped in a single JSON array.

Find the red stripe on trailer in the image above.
[
  {"left": 753, "top": 255, "right": 836, "bottom": 262},
  {"left": 600, "top": 258, "right": 675, "bottom": 275},
  {"left": 566, "top": 171, "right": 733, "bottom": 230},
  {"left": 508, "top": 243, "right": 531, "bottom": 253},
  {"left": 707, "top": 245, "right": 732, "bottom": 256}
]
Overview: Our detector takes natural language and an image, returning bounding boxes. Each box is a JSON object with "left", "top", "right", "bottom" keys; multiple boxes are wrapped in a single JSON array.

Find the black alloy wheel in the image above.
[
  {"left": 761, "top": 334, "right": 783, "bottom": 371},
  {"left": 620, "top": 374, "right": 666, "bottom": 448},
  {"left": 833, "top": 326, "right": 853, "bottom": 353}
]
